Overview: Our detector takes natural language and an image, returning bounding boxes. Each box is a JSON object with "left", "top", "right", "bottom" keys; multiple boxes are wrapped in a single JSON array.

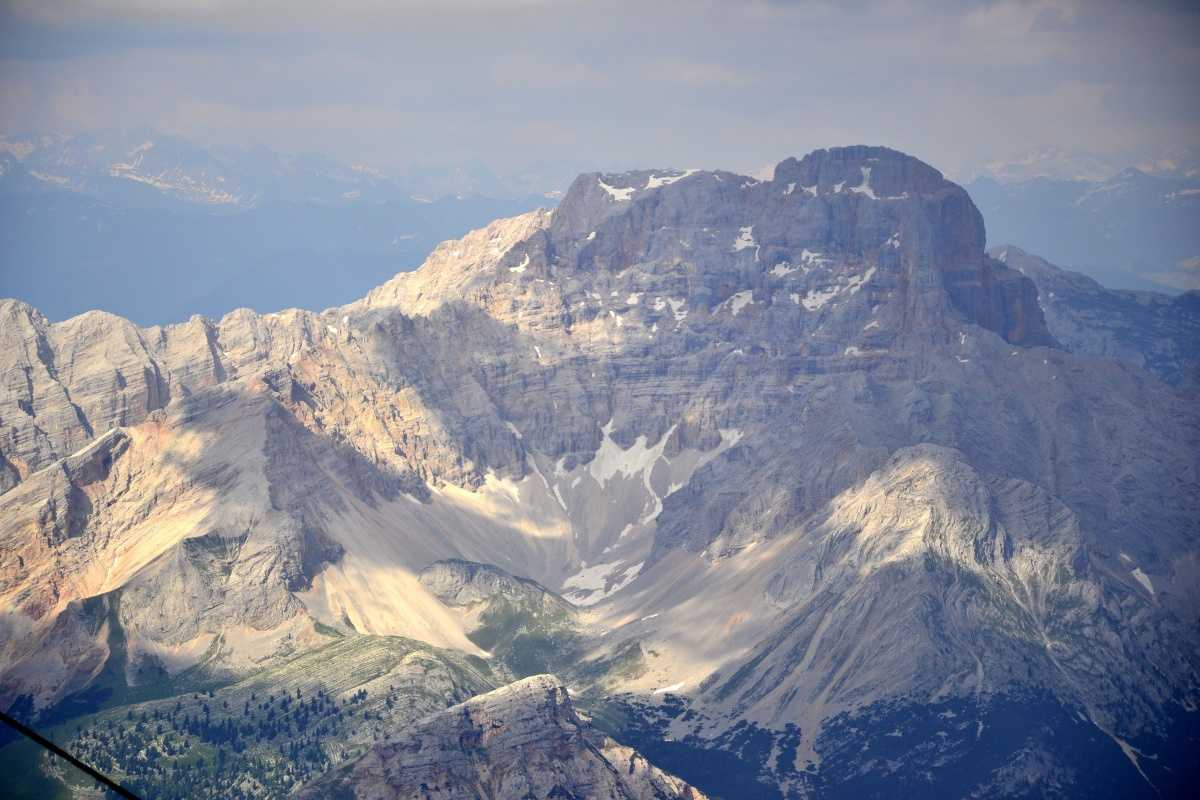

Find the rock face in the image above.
[
  {"left": 992, "top": 245, "right": 1200, "bottom": 386},
  {"left": 299, "top": 674, "right": 707, "bottom": 800},
  {"left": 2, "top": 146, "right": 1197, "bottom": 798}
]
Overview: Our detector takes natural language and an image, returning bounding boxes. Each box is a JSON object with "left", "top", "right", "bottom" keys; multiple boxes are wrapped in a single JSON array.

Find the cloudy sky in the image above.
[{"left": 1, "top": 0, "right": 1197, "bottom": 179}]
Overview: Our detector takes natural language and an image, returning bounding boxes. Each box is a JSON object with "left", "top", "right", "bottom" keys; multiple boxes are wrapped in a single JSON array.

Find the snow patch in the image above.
[
  {"left": 800, "top": 249, "right": 829, "bottom": 266},
  {"left": 645, "top": 168, "right": 699, "bottom": 189},
  {"left": 801, "top": 287, "right": 838, "bottom": 310},
  {"left": 509, "top": 253, "right": 530, "bottom": 273},
  {"left": 1131, "top": 568, "right": 1154, "bottom": 594},
  {"left": 561, "top": 560, "right": 644, "bottom": 606},
  {"left": 771, "top": 261, "right": 797, "bottom": 277},
  {"left": 667, "top": 298, "right": 688, "bottom": 325},
  {"left": 850, "top": 166, "right": 877, "bottom": 199},
  {"left": 654, "top": 682, "right": 686, "bottom": 695},
  {"left": 587, "top": 231, "right": 596, "bottom": 240},
  {"left": 728, "top": 290, "right": 754, "bottom": 316},
  {"left": 626, "top": 292, "right": 641, "bottom": 305},
  {"left": 599, "top": 179, "right": 634, "bottom": 201},
  {"left": 729, "top": 226, "right": 758, "bottom": 251}
]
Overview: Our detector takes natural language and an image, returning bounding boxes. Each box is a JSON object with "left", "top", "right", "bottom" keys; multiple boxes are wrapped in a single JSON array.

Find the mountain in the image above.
[
  {"left": 963, "top": 146, "right": 1121, "bottom": 183},
  {"left": 991, "top": 245, "right": 1200, "bottom": 387},
  {"left": 0, "top": 124, "right": 409, "bottom": 209},
  {"left": 1, "top": 145, "right": 1197, "bottom": 799},
  {"left": 299, "top": 674, "right": 708, "bottom": 800},
  {"left": 965, "top": 168, "right": 1200, "bottom": 292},
  {"left": 0, "top": 127, "right": 551, "bottom": 327}
]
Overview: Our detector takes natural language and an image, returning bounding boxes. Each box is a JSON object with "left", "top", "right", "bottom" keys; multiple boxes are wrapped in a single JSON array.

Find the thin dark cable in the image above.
[{"left": 0, "top": 709, "right": 141, "bottom": 800}]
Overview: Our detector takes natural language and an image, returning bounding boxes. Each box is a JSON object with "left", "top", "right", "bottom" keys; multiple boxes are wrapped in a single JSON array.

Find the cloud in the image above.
[
  {"left": 646, "top": 58, "right": 750, "bottom": 88},
  {"left": 1, "top": 0, "right": 1196, "bottom": 177}
]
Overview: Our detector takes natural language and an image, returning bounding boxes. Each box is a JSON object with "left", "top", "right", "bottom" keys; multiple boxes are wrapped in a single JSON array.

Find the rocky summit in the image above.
[{"left": 1, "top": 145, "right": 1197, "bottom": 799}]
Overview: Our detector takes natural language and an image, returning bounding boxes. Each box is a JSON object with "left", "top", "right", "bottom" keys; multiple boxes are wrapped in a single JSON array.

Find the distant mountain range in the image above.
[
  {"left": 0, "top": 127, "right": 567, "bottom": 327},
  {"left": 961, "top": 145, "right": 1200, "bottom": 184},
  {"left": 966, "top": 167, "right": 1200, "bottom": 293},
  {"left": 0, "top": 125, "right": 601, "bottom": 207}
]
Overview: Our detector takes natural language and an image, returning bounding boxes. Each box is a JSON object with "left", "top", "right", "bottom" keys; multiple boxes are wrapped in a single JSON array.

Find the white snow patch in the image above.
[
  {"left": 1132, "top": 568, "right": 1154, "bottom": 594},
  {"left": 534, "top": 345, "right": 542, "bottom": 359},
  {"left": 587, "top": 231, "right": 596, "bottom": 240},
  {"left": 728, "top": 290, "right": 754, "bottom": 316},
  {"left": 833, "top": 181, "right": 846, "bottom": 193},
  {"left": 653, "top": 296, "right": 667, "bottom": 311},
  {"left": 844, "top": 346, "right": 863, "bottom": 356},
  {"left": 850, "top": 166, "right": 877, "bottom": 199},
  {"left": 886, "top": 232, "right": 901, "bottom": 249},
  {"left": 645, "top": 168, "right": 699, "bottom": 189},
  {"left": 800, "top": 249, "right": 829, "bottom": 266},
  {"left": 733, "top": 226, "right": 758, "bottom": 257},
  {"left": 790, "top": 292, "right": 801, "bottom": 304},
  {"left": 561, "top": 560, "right": 644, "bottom": 606},
  {"left": 801, "top": 287, "right": 838, "bottom": 310},
  {"left": 785, "top": 182, "right": 796, "bottom": 195},
  {"left": 326, "top": 325, "right": 339, "bottom": 334},
  {"left": 342, "top": 315, "right": 349, "bottom": 325},
  {"left": 667, "top": 298, "right": 688, "bottom": 324},
  {"left": 771, "top": 261, "right": 797, "bottom": 277},
  {"left": 505, "top": 422, "right": 523, "bottom": 440},
  {"left": 626, "top": 292, "right": 641, "bottom": 305},
  {"left": 1118, "top": 552, "right": 1133, "bottom": 564},
  {"left": 802, "top": 184, "right": 817, "bottom": 196},
  {"left": 863, "top": 320, "right": 880, "bottom": 330},
  {"left": 509, "top": 253, "right": 530, "bottom": 273},
  {"left": 997, "top": 249, "right": 1008, "bottom": 262},
  {"left": 654, "top": 682, "right": 686, "bottom": 695},
  {"left": 599, "top": 179, "right": 634, "bottom": 201},
  {"left": 845, "top": 267, "right": 875, "bottom": 294}
]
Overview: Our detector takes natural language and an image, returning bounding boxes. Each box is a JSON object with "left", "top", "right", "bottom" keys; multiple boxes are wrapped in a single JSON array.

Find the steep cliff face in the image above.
[
  {"left": 2, "top": 147, "right": 1196, "bottom": 798},
  {"left": 298, "top": 675, "right": 707, "bottom": 800},
  {"left": 991, "top": 245, "right": 1200, "bottom": 386}
]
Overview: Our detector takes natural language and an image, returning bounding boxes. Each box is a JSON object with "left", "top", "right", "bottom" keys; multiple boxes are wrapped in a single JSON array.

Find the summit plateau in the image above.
[{"left": 1, "top": 145, "right": 1197, "bottom": 799}]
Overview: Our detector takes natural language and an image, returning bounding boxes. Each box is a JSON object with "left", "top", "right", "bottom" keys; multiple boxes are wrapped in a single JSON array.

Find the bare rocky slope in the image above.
[
  {"left": 2, "top": 145, "right": 1197, "bottom": 798},
  {"left": 298, "top": 674, "right": 707, "bottom": 800}
]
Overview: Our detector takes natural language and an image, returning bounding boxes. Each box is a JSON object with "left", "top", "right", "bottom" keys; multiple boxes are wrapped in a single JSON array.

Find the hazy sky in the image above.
[{"left": 1, "top": 0, "right": 1197, "bottom": 179}]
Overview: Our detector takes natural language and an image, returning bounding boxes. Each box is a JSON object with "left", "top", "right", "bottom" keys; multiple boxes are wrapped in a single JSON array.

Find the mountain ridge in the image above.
[{"left": 2, "top": 145, "right": 1197, "bottom": 798}]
